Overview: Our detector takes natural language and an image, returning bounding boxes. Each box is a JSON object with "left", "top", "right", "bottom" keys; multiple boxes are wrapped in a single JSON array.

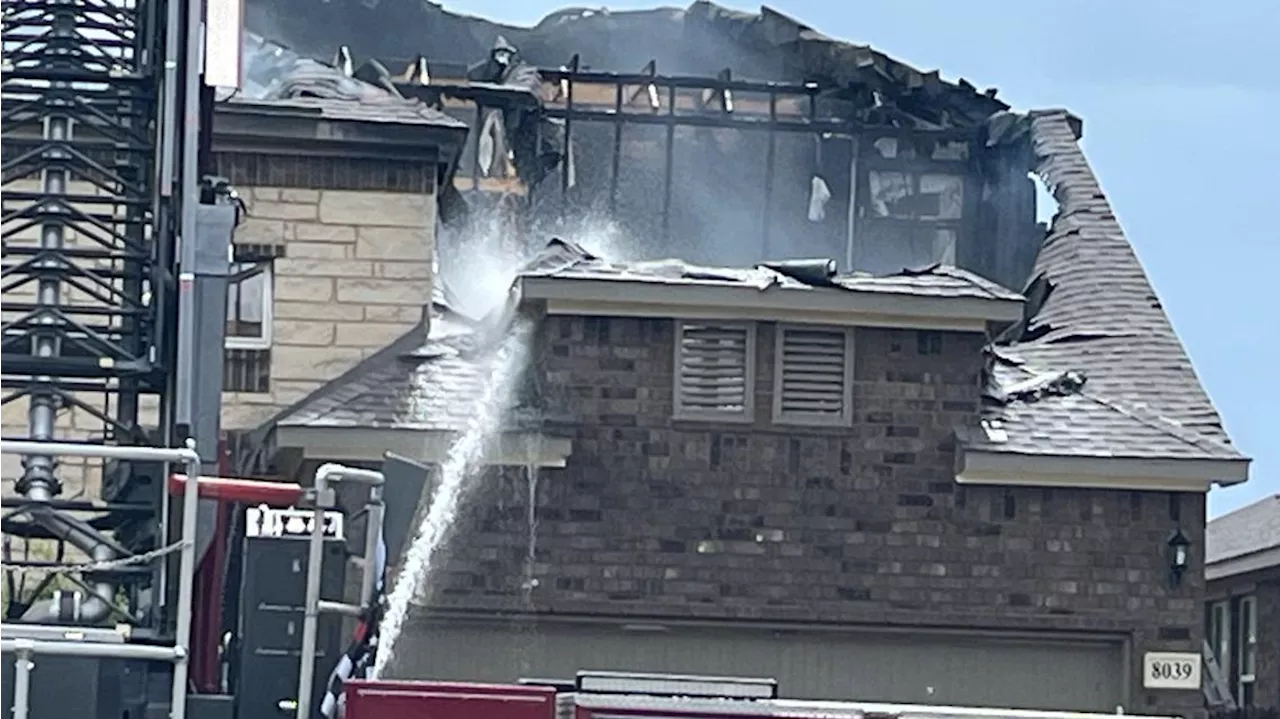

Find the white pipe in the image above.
[
  {"left": 0, "top": 638, "right": 184, "bottom": 662},
  {"left": 0, "top": 440, "right": 201, "bottom": 465},
  {"left": 170, "top": 446, "right": 201, "bottom": 719},
  {"left": 359, "top": 487, "right": 384, "bottom": 608},
  {"left": 296, "top": 464, "right": 386, "bottom": 719},
  {"left": 295, "top": 467, "right": 335, "bottom": 719},
  {"left": 12, "top": 646, "right": 33, "bottom": 719}
]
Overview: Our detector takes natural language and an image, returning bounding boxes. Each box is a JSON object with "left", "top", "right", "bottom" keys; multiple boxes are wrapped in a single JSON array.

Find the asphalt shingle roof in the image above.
[
  {"left": 237, "top": 32, "right": 466, "bottom": 129},
  {"left": 278, "top": 239, "right": 1019, "bottom": 432},
  {"left": 524, "top": 239, "right": 1023, "bottom": 304},
  {"left": 967, "top": 111, "right": 1247, "bottom": 465},
  {"left": 1206, "top": 493, "right": 1280, "bottom": 566}
]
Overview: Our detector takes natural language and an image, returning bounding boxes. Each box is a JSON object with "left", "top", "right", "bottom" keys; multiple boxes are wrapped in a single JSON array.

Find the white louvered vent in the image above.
[
  {"left": 775, "top": 327, "right": 851, "bottom": 424},
  {"left": 675, "top": 322, "right": 753, "bottom": 417}
]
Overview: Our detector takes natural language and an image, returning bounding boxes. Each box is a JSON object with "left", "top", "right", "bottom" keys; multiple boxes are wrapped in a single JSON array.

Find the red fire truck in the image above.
[{"left": 343, "top": 672, "right": 1177, "bottom": 719}]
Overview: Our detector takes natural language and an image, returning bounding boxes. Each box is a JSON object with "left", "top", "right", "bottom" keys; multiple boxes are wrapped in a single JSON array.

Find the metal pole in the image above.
[
  {"left": 20, "top": 2, "right": 76, "bottom": 502},
  {"left": 0, "top": 639, "right": 185, "bottom": 662},
  {"left": 175, "top": 0, "right": 205, "bottom": 432},
  {"left": 359, "top": 486, "right": 384, "bottom": 608},
  {"left": 295, "top": 468, "right": 333, "bottom": 719},
  {"left": 169, "top": 444, "right": 201, "bottom": 719},
  {"left": 0, "top": 440, "right": 201, "bottom": 464},
  {"left": 12, "top": 645, "right": 33, "bottom": 719},
  {"left": 296, "top": 464, "right": 386, "bottom": 718},
  {"left": 158, "top": 0, "right": 181, "bottom": 196}
]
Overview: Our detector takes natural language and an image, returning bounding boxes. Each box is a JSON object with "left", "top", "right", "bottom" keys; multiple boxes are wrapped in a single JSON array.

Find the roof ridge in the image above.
[{"left": 1208, "top": 492, "right": 1280, "bottom": 525}]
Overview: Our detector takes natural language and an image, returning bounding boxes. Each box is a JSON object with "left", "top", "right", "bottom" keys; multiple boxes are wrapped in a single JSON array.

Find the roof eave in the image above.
[
  {"left": 274, "top": 424, "right": 573, "bottom": 468},
  {"left": 516, "top": 276, "right": 1023, "bottom": 333},
  {"left": 956, "top": 444, "right": 1250, "bottom": 493},
  {"left": 1206, "top": 545, "right": 1280, "bottom": 581},
  {"left": 212, "top": 100, "right": 469, "bottom": 165}
]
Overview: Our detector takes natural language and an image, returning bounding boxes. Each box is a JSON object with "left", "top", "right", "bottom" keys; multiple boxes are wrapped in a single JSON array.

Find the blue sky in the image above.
[{"left": 446, "top": 0, "right": 1277, "bottom": 517}]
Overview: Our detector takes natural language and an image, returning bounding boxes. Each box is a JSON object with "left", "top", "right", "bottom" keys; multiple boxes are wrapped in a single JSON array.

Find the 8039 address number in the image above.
[
  {"left": 1151, "top": 660, "right": 1194, "bottom": 681},
  {"left": 1142, "top": 652, "right": 1200, "bottom": 690}
]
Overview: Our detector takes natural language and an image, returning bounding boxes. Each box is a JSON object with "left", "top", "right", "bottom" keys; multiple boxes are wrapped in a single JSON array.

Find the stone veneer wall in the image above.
[
  {"left": 0, "top": 152, "right": 438, "bottom": 498},
  {"left": 217, "top": 152, "right": 437, "bottom": 430}
]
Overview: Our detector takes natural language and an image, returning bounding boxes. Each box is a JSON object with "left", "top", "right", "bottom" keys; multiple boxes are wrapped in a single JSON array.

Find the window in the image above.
[
  {"left": 1205, "top": 595, "right": 1260, "bottom": 707},
  {"left": 225, "top": 261, "right": 273, "bottom": 350},
  {"left": 1238, "top": 595, "right": 1257, "bottom": 706},
  {"left": 224, "top": 261, "right": 273, "bottom": 393},
  {"left": 772, "top": 325, "right": 854, "bottom": 426},
  {"left": 673, "top": 321, "right": 755, "bottom": 421},
  {"left": 1207, "top": 599, "right": 1231, "bottom": 681}
]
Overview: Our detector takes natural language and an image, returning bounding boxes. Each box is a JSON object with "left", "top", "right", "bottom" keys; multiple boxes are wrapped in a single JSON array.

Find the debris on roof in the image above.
[
  {"left": 965, "top": 111, "right": 1248, "bottom": 467},
  {"left": 988, "top": 369, "right": 1087, "bottom": 404},
  {"left": 523, "top": 237, "right": 1023, "bottom": 303},
  {"left": 247, "top": 0, "right": 1008, "bottom": 130},
  {"left": 237, "top": 31, "right": 464, "bottom": 129},
  {"left": 232, "top": 5, "right": 1248, "bottom": 475}
]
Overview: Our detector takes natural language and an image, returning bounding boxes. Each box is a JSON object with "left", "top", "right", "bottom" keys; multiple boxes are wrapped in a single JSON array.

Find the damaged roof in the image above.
[
  {"left": 246, "top": 0, "right": 1006, "bottom": 128},
  {"left": 523, "top": 238, "right": 1023, "bottom": 303},
  {"left": 969, "top": 111, "right": 1247, "bottom": 468},
  {"left": 1206, "top": 493, "right": 1280, "bottom": 571},
  {"left": 276, "top": 240, "right": 1020, "bottom": 433},
  {"left": 234, "top": 32, "right": 465, "bottom": 128}
]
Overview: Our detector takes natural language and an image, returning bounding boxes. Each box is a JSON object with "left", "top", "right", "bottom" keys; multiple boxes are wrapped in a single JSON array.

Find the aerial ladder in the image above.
[{"left": 0, "top": 0, "right": 260, "bottom": 716}]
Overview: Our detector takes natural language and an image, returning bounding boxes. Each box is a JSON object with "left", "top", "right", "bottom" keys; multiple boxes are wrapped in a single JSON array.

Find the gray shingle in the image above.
[
  {"left": 1206, "top": 493, "right": 1280, "bottom": 565},
  {"left": 526, "top": 241, "right": 1021, "bottom": 303},
  {"left": 228, "top": 96, "right": 466, "bottom": 129},
  {"left": 967, "top": 111, "right": 1247, "bottom": 464}
]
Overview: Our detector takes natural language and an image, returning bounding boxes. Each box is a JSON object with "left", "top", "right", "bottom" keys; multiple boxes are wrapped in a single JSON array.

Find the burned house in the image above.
[{"left": 220, "top": 1, "right": 1250, "bottom": 714}]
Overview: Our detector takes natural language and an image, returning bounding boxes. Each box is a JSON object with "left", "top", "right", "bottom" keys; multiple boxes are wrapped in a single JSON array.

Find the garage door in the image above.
[{"left": 390, "top": 618, "right": 1125, "bottom": 711}]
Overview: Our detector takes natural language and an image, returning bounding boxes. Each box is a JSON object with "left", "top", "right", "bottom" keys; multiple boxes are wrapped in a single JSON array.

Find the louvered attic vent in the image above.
[
  {"left": 675, "top": 322, "right": 755, "bottom": 419},
  {"left": 774, "top": 326, "right": 853, "bottom": 425}
]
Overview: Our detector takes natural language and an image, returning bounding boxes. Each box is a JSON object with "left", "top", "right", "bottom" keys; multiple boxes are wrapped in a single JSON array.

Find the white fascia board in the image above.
[
  {"left": 516, "top": 276, "right": 1023, "bottom": 332},
  {"left": 956, "top": 447, "right": 1250, "bottom": 493}
]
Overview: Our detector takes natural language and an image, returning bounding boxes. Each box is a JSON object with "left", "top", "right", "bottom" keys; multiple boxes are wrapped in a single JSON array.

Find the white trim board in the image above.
[
  {"left": 956, "top": 448, "right": 1250, "bottom": 493},
  {"left": 275, "top": 425, "right": 573, "bottom": 467},
  {"left": 517, "top": 276, "right": 1022, "bottom": 332}
]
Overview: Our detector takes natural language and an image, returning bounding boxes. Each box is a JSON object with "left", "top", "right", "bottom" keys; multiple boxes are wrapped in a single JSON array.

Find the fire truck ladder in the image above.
[{"left": 1, "top": 0, "right": 222, "bottom": 715}]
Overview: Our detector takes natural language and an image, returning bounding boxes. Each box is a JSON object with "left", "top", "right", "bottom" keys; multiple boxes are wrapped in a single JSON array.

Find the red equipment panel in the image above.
[{"left": 344, "top": 680, "right": 557, "bottom": 719}]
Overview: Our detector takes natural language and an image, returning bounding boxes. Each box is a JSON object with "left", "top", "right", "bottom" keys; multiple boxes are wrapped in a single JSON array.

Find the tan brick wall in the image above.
[
  {"left": 1, "top": 180, "right": 436, "bottom": 496},
  {"left": 225, "top": 185, "right": 435, "bottom": 429}
]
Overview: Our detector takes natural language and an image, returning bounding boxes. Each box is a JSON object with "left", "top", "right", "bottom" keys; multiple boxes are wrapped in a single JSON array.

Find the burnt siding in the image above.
[{"left": 429, "top": 315, "right": 1206, "bottom": 713}]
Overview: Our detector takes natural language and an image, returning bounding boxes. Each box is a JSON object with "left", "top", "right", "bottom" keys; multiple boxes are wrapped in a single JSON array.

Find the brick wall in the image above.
[
  {"left": 1258, "top": 577, "right": 1280, "bottom": 707},
  {"left": 1210, "top": 569, "right": 1280, "bottom": 708},
  {"left": 427, "top": 314, "right": 1207, "bottom": 714}
]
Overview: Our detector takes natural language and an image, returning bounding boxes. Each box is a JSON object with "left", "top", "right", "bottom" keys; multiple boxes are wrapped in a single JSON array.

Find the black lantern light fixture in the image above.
[{"left": 1167, "top": 528, "right": 1191, "bottom": 586}]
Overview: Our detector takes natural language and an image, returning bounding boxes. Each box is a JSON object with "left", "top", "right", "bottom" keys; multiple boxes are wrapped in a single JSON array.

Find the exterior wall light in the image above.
[{"left": 1167, "top": 528, "right": 1191, "bottom": 586}]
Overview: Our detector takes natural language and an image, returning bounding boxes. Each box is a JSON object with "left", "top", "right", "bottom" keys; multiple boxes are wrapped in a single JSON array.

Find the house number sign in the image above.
[{"left": 1142, "top": 652, "right": 1200, "bottom": 690}]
